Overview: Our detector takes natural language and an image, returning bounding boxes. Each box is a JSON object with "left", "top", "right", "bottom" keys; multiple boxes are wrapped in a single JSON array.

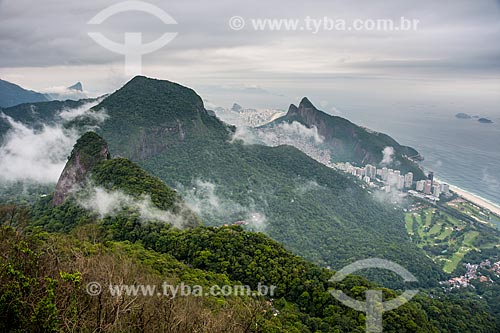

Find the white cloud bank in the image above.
[
  {"left": 231, "top": 121, "right": 324, "bottom": 147},
  {"left": 77, "top": 186, "right": 189, "bottom": 228},
  {"left": 0, "top": 101, "right": 106, "bottom": 184},
  {"left": 179, "top": 179, "right": 267, "bottom": 231}
]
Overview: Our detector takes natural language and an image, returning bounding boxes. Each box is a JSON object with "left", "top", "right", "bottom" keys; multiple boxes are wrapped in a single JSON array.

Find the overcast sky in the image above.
[{"left": 0, "top": 0, "right": 499, "bottom": 115}]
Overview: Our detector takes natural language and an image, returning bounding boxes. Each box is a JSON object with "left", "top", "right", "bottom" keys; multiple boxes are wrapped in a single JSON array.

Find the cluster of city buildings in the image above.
[
  {"left": 444, "top": 259, "right": 499, "bottom": 289},
  {"left": 334, "top": 163, "right": 455, "bottom": 203},
  {"left": 413, "top": 172, "right": 450, "bottom": 198},
  {"left": 225, "top": 109, "right": 454, "bottom": 202},
  {"left": 236, "top": 108, "right": 285, "bottom": 127},
  {"left": 259, "top": 130, "right": 334, "bottom": 167},
  {"left": 336, "top": 163, "right": 415, "bottom": 191},
  {"left": 215, "top": 104, "right": 286, "bottom": 127},
  {"left": 480, "top": 259, "right": 500, "bottom": 277},
  {"left": 229, "top": 113, "right": 454, "bottom": 203},
  {"left": 447, "top": 263, "right": 480, "bottom": 289}
]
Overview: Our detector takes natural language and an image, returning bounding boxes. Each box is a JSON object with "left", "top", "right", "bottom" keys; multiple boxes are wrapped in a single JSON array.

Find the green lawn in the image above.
[
  {"left": 424, "top": 210, "right": 433, "bottom": 226},
  {"left": 447, "top": 215, "right": 462, "bottom": 227},
  {"left": 405, "top": 214, "right": 414, "bottom": 234},
  {"left": 405, "top": 206, "right": 486, "bottom": 273},
  {"left": 429, "top": 223, "right": 442, "bottom": 236},
  {"left": 437, "top": 227, "right": 453, "bottom": 240},
  {"left": 463, "top": 231, "right": 479, "bottom": 247}
]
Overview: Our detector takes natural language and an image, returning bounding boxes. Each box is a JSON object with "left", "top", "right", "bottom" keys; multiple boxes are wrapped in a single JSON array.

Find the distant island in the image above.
[
  {"left": 478, "top": 117, "right": 493, "bottom": 124},
  {"left": 455, "top": 112, "right": 472, "bottom": 119},
  {"left": 455, "top": 113, "right": 493, "bottom": 124}
]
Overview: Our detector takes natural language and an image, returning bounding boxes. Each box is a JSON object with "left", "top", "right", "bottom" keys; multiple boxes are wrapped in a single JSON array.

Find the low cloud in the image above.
[
  {"left": 230, "top": 121, "right": 333, "bottom": 167},
  {"left": 0, "top": 101, "right": 106, "bottom": 184},
  {"left": 230, "top": 126, "right": 260, "bottom": 145},
  {"left": 232, "top": 121, "right": 324, "bottom": 147},
  {"left": 76, "top": 185, "right": 189, "bottom": 228},
  {"left": 273, "top": 121, "right": 324, "bottom": 144},
  {"left": 372, "top": 189, "right": 408, "bottom": 206},
  {"left": 482, "top": 168, "right": 500, "bottom": 193},
  {"left": 380, "top": 146, "right": 395, "bottom": 165},
  {"left": 295, "top": 179, "right": 322, "bottom": 196},
  {"left": 179, "top": 179, "right": 267, "bottom": 231},
  {"left": 41, "top": 86, "right": 88, "bottom": 101},
  {"left": 59, "top": 102, "right": 108, "bottom": 123}
]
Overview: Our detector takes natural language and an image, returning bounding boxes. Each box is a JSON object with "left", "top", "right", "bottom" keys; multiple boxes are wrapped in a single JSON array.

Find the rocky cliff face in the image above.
[
  {"left": 274, "top": 97, "right": 425, "bottom": 178},
  {"left": 53, "top": 132, "right": 110, "bottom": 206},
  {"left": 90, "top": 76, "right": 220, "bottom": 161},
  {"left": 286, "top": 97, "right": 356, "bottom": 141},
  {"left": 285, "top": 97, "right": 373, "bottom": 161}
]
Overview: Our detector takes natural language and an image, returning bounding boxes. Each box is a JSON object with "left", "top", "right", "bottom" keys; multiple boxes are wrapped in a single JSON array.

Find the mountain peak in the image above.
[
  {"left": 53, "top": 132, "right": 110, "bottom": 206},
  {"left": 286, "top": 97, "right": 319, "bottom": 117},
  {"left": 299, "top": 97, "right": 316, "bottom": 109},
  {"left": 92, "top": 76, "right": 227, "bottom": 160},
  {"left": 113, "top": 76, "right": 204, "bottom": 110},
  {"left": 97, "top": 75, "right": 205, "bottom": 123},
  {"left": 286, "top": 103, "right": 299, "bottom": 116},
  {"left": 231, "top": 103, "right": 243, "bottom": 112},
  {"left": 67, "top": 82, "right": 83, "bottom": 91}
]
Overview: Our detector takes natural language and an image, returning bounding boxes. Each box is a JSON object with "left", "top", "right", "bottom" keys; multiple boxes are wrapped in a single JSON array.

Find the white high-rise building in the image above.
[
  {"left": 356, "top": 168, "right": 364, "bottom": 178},
  {"left": 440, "top": 183, "right": 450, "bottom": 194},
  {"left": 404, "top": 172, "right": 413, "bottom": 188},
  {"left": 388, "top": 172, "right": 398, "bottom": 186},
  {"left": 369, "top": 165, "right": 377, "bottom": 178},
  {"left": 424, "top": 180, "right": 433, "bottom": 195},
  {"left": 382, "top": 167, "right": 389, "bottom": 181},
  {"left": 397, "top": 175, "right": 405, "bottom": 190},
  {"left": 416, "top": 180, "right": 425, "bottom": 192},
  {"left": 433, "top": 184, "right": 441, "bottom": 198},
  {"left": 364, "top": 164, "right": 377, "bottom": 179}
]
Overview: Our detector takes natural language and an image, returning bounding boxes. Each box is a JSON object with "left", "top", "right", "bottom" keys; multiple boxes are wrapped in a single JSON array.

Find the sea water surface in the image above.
[{"left": 341, "top": 105, "right": 500, "bottom": 206}]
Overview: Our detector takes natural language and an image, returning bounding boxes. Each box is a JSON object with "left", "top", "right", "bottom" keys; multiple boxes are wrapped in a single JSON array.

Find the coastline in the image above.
[
  {"left": 449, "top": 184, "right": 500, "bottom": 218},
  {"left": 420, "top": 167, "right": 500, "bottom": 218}
]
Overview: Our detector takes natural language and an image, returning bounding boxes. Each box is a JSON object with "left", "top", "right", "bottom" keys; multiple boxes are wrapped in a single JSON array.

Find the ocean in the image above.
[{"left": 339, "top": 106, "right": 500, "bottom": 207}]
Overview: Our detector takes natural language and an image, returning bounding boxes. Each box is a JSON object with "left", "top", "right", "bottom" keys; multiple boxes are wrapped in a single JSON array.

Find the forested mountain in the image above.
[
  {"left": 266, "top": 97, "right": 425, "bottom": 178},
  {"left": 0, "top": 78, "right": 48, "bottom": 108},
  {"left": 0, "top": 99, "right": 94, "bottom": 144},
  {"left": 75, "top": 76, "right": 442, "bottom": 286},
  {"left": 0, "top": 76, "right": 443, "bottom": 285},
  {"left": 32, "top": 131, "right": 198, "bottom": 232},
  {"left": 1, "top": 132, "right": 496, "bottom": 332}
]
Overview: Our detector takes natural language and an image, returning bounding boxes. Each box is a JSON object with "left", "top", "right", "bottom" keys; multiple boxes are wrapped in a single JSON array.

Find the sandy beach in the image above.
[{"left": 450, "top": 185, "right": 500, "bottom": 218}]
